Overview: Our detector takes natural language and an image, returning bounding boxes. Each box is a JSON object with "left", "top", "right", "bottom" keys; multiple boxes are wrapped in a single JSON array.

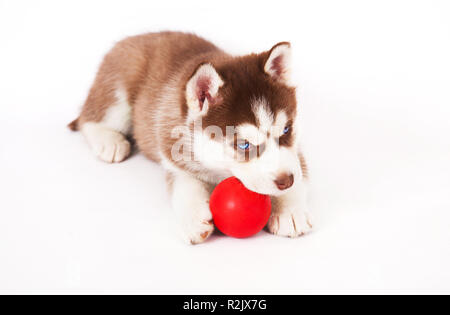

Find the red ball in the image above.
[{"left": 210, "top": 177, "right": 272, "bottom": 238}]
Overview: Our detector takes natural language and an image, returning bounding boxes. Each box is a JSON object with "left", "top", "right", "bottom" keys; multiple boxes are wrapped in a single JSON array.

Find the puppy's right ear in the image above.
[{"left": 186, "top": 63, "right": 224, "bottom": 118}]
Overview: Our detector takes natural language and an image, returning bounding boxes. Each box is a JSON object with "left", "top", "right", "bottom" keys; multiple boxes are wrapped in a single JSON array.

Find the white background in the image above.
[{"left": 1, "top": 0, "right": 450, "bottom": 294}]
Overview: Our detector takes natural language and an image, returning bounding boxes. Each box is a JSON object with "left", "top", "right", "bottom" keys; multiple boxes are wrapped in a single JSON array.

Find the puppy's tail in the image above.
[{"left": 67, "top": 118, "right": 80, "bottom": 131}]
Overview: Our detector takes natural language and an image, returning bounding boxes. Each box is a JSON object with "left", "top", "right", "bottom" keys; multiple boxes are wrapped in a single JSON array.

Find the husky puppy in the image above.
[{"left": 69, "top": 32, "right": 312, "bottom": 244}]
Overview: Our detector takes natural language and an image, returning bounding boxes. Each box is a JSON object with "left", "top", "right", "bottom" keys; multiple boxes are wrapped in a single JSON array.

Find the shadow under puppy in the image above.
[{"left": 69, "top": 32, "right": 312, "bottom": 244}]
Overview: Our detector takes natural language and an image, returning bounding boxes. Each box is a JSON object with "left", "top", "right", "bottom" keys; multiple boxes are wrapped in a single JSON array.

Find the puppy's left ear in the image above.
[{"left": 264, "top": 42, "right": 292, "bottom": 84}]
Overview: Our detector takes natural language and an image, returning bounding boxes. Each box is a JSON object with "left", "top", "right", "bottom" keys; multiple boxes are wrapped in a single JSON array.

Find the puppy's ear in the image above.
[
  {"left": 186, "top": 63, "right": 224, "bottom": 118},
  {"left": 264, "top": 42, "right": 292, "bottom": 84}
]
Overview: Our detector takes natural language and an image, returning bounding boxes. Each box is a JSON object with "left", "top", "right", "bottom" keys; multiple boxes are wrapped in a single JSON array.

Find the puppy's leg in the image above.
[
  {"left": 168, "top": 172, "right": 214, "bottom": 244},
  {"left": 267, "top": 179, "right": 313, "bottom": 237},
  {"left": 78, "top": 87, "right": 132, "bottom": 163}
]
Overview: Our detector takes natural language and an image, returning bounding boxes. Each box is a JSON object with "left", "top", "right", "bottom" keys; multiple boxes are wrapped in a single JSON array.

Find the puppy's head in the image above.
[{"left": 185, "top": 42, "right": 301, "bottom": 196}]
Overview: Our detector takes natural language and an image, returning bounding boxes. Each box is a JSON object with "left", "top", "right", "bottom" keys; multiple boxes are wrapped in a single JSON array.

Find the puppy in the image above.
[{"left": 69, "top": 32, "right": 312, "bottom": 244}]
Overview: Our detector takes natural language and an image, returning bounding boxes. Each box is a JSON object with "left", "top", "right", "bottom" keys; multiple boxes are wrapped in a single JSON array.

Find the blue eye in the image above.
[
  {"left": 238, "top": 142, "right": 250, "bottom": 150},
  {"left": 283, "top": 126, "right": 290, "bottom": 134}
]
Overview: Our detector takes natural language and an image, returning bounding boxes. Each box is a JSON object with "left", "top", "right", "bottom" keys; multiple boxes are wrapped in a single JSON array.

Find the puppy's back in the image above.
[{"left": 110, "top": 32, "right": 224, "bottom": 103}]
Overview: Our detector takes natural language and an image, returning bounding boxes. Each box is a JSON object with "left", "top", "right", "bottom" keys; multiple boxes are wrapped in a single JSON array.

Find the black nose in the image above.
[{"left": 274, "top": 173, "right": 294, "bottom": 191}]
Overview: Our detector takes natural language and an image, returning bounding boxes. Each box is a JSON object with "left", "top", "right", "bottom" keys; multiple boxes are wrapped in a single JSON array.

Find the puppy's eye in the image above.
[
  {"left": 238, "top": 141, "right": 250, "bottom": 151},
  {"left": 283, "top": 126, "right": 290, "bottom": 135}
]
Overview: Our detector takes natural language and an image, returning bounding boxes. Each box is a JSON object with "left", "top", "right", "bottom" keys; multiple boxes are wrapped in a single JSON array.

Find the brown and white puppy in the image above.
[{"left": 69, "top": 32, "right": 312, "bottom": 244}]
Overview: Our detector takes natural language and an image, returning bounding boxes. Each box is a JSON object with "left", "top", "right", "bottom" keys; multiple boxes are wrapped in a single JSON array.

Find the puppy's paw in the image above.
[
  {"left": 92, "top": 132, "right": 130, "bottom": 163},
  {"left": 82, "top": 123, "right": 131, "bottom": 163},
  {"left": 177, "top": 201, "right": 214, "bottom": 245},
  {"left": 180, "top": 219, "right": 215, "bottom": 245},
  {"left": 267, "top": 210, "right": 313, "bottom": 238}
]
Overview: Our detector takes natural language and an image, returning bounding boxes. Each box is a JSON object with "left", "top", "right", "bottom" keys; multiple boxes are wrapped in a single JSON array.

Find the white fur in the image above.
[
  {"left": 264, "top": 43, "right": 292, "bottom": 84},
  {"left": 103, "top": 88, "right": 132, "bottom": 135},
  {"left": 81, "top": 88, "right": 132, "bottom": 163},
  {"left": 252, "top": 97, "right": 273, "bottom": 133},
  {"left": 171, "top": 172, "right": 214, "bottom": 244},
  {"left": 273, "top": 111, "right": 288, "bottom": 138},
  {"left": 236, "top": 124, "right": 266, "bottom": 145},
  {"left": 267, "top": 179, "right": 313, "bottom": 237},
  {"left": 160, "top": 152, "right": 181, "bottom": 174},
  {"left": 191, "top": 127, "right": 235, "bottom": 182}
]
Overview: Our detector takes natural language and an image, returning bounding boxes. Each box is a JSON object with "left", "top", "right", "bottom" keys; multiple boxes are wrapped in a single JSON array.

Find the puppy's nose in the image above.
[{"left": 274, "top": 173, "right": 294, "bottom": 191}]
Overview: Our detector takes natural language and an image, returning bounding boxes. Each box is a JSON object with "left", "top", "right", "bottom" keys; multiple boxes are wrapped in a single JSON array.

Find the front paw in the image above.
[
  {"left": 179, "top": 218, "right": 215, "bottom": 245},
  {"left": 175, "top": 200, "right": 215, "bottom": 245},
  {"left": 267, "top": 210, "right": 313, "bottom": 238}
]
